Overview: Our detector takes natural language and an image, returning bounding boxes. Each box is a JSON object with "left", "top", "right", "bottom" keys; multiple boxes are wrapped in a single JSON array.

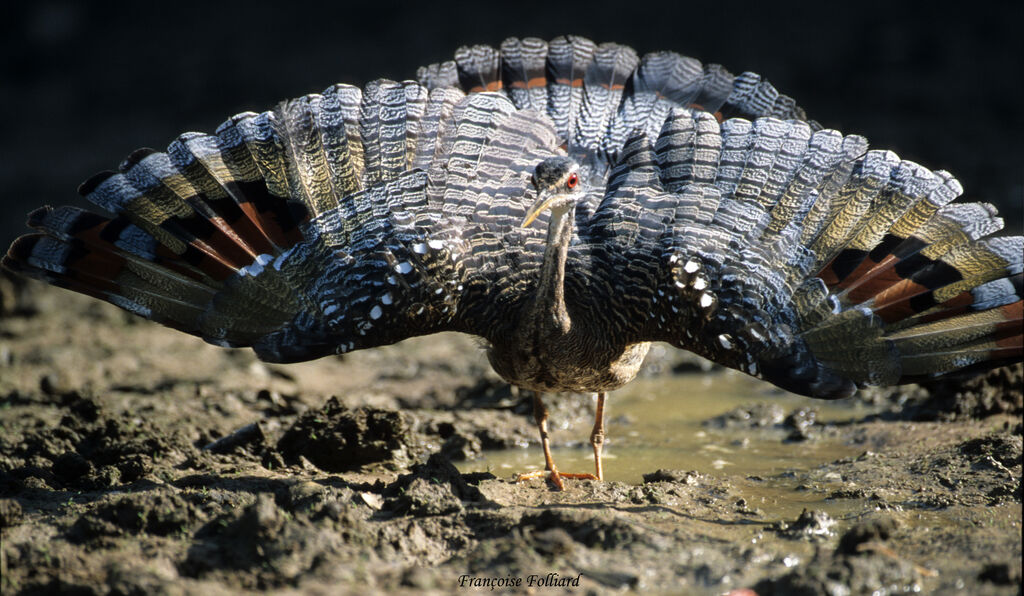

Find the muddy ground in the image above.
[{"left": 0, "top": 275, "right": 1021, "bottom": 595}]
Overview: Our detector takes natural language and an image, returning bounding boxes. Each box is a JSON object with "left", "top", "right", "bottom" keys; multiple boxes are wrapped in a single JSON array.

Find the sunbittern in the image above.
[{"left": 4, "top": 37, "right": 1021, "bottom": 490}]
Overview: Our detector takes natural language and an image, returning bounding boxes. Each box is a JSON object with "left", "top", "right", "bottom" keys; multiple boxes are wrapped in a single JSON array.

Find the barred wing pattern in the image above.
[
  {"left": 573, "top": 117, "right": 1021, "bottom": 397},
  {"left": 4, "top": 36, "right": 1021, "bottom": 399},
  {"left": 4, "top": 84, "right": 565, "bottom": 363}
]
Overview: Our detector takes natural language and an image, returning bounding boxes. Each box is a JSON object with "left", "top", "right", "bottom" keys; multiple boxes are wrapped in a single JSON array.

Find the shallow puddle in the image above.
[{"left": 459, "top": 372, "right": 883, "bottom": 520}]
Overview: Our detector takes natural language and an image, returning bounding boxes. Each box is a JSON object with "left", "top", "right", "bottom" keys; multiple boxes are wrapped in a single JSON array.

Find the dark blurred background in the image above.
[{"left": 2, "top": 1, "right": 1021, "bottom": 251}]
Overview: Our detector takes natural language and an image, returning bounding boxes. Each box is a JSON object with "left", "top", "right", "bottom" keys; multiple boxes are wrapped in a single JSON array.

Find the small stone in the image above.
[{"left": 360, "top": 492, "right": 384, "bottom": 510}]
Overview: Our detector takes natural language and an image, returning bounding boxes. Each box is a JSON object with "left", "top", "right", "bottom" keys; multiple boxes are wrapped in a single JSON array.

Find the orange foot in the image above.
[{"left": 517, "top": 469, "right": 598, "bottom": 491}]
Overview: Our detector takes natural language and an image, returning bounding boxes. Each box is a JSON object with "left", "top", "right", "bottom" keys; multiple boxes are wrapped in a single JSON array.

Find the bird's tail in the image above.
[{"left": 418, "top": 35, "right": 813, "bottom": 160}]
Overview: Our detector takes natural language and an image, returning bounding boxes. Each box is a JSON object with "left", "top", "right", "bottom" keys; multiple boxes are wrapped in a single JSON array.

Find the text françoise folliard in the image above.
[{"left": 458, "top": 572, "right": 581, "bottom": 589}]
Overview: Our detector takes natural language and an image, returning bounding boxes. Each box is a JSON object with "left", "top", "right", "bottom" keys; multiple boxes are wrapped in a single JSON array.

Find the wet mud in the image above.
[{"left": 1, "top": 277, "right": 1021, "bottom": 595}]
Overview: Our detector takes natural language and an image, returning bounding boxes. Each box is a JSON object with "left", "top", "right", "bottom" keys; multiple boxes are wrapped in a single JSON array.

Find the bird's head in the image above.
[{"left": 522, "top": 157, "right": 583, "bottom": 227}]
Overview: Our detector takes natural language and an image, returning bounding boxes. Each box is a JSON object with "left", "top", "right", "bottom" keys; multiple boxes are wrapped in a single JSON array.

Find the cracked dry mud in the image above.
[{"left": 1, "top": 278, "right": 1021, "bottom": 595}]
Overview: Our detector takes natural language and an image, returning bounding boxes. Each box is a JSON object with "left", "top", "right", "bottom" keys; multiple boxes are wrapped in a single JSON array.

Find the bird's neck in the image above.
[{"left": 531, "top": 205, "right": 574, "bottom": 336}]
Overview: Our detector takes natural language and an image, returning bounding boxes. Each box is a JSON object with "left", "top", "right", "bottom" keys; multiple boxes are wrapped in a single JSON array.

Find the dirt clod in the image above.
[
  {"left": 0, "top": 497, "right": 22, "bottom": 527},
  {"left": 642, "top": 469, "right": 702, "bottom": 484},
  {"left": 276, "top": 398, "right": 419, "bottom": 472},
  {"left": 836, "top": 516, "right": 898, "bottom": 555},
  {"left": 384, "top": 453, "right": 483, "bottom": 517},
  {"left": 771, "top": 509, "right": 837, "bottom": 541}
]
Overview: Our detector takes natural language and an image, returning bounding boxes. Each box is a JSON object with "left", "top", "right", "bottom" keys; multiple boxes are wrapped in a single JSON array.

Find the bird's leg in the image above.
[
  {"left": 517, "top": 391, "right": 599, "bottom": 490},
  {"left": 590, "top": 392, "right": 606, "bottom": 481},
  {"left": 534, "top": 391, "right": 556, "bottom": 476},
  {"left": 517, "top": 392, "right": 565, "bottom": 490}
]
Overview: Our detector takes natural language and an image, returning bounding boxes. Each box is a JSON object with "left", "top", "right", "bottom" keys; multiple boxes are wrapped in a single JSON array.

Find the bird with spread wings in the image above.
[{"left": 4, "top": 36, "right": 1021, "bottom": 489}]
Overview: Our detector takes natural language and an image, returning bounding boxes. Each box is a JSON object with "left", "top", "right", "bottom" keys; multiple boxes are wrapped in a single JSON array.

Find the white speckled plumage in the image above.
[{"left": 2, "top": 38, "right": 1020, "bottom": 489}]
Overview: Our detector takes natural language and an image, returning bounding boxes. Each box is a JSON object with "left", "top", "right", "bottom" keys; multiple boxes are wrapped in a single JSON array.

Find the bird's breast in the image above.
[{"left": 486, "top": 335, "right": 650, "bottom": 394}]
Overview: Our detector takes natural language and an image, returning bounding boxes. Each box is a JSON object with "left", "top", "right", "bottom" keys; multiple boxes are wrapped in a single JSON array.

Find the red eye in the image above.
[{"left": 566, "top": 173, "right": 578, "bottom": 189}]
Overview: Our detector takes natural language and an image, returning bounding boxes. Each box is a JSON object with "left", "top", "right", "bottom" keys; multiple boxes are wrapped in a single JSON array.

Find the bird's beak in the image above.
[{"left": 521, "top": 191, "right": 560, "bottom": 228}]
